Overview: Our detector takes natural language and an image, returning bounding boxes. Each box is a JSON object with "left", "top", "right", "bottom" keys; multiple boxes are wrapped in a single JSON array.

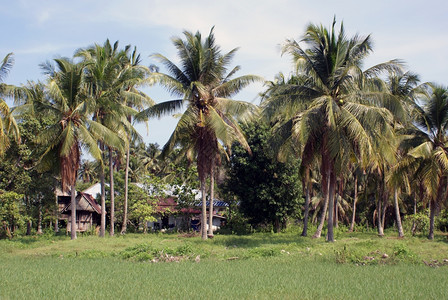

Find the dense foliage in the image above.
[{"left": 222, "top": 121, "right": 302, "bottom": 231}]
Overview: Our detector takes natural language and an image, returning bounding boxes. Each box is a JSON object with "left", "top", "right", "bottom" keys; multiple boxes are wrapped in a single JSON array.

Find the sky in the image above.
[{"left": 2, "top": 0, "right": 448, "bottom": 147}]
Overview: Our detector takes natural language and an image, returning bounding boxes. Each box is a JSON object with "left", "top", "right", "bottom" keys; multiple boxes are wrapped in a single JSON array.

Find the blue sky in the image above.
[{"left": 3, "top": 0, "right": 448, "bottom": 146}]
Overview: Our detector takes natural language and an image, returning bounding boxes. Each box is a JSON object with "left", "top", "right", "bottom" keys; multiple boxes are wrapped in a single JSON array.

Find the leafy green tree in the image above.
[
  {"left": 138, "top": 28, "right": 261, "bottom": 239},
  {"left": 0, "top": 82, "right": 57, "bottom": 234},
  {"left": 222, "top": 121, "right": 302, "bottom": 232},
  {"left": 0, "top": 191, "right": 24, "bottom": 238}
]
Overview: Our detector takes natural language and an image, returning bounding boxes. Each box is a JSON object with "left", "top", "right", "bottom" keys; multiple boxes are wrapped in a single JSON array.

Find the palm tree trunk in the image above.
[
  {"left": 334, "top": 192, "right": 339, "bottom": 228},
  {"left": 381, "top": 197, "right": 387, "bottom": 230},
  {"left": 208, "top": 159, "right": 215, "bottom": 237},
  {"left": 327, "top": 170, "right": 336, "bottom": 242},
  {"left": 313, "top": 164, "right": 330, "bottom": 238},
  {"left": 349, "top": 175, "right": 358, "bottom": 232},
  {"left": 429, "top": 176, "right": 445, "bottom": 240},
  {"left": 37, "top": 197, "right": 43, "bottom": 235},
  {"left": 301, "top": 170, "right": 311, "bottom": 237},
  {"left": 311, "top": 205, "right": 319, "bottom": 224},
  {"left": 99, "top": 165, "right": 106, "bottom": 237},
  {"left": 54, "top": 191, "right": 59, "bottom": 233},
  {"left": 200, "top": 176, "right": 208, "bottom": 240},
  {"left": 121, "top": 145, "right": 130, "bottom": 235},
  {"left": 377, "top": 179, "right": 385, "bottom": 236},
  {"left": 377, "top": 196, "right": 384, "bottom": 236},
  {"left": 411, "top": 191, "right": 418, "bottom": 236},
  {"left": 335, "top": 179, "right": 343, "bottom": 228},
  {"left": 109, "top": 148, "right": 115, "bottom": 236},
  {"left": 429, "top": 198, "right": 436, "bottom": 240},
  {"left": 70, "top": 185, "right": 77, "bottom": 240},
  {"left": 26, "top": 219, "right": 32, "bottom": 235},
  {"left": 394, "top": 188, "right": 404, "bottom": 237}
]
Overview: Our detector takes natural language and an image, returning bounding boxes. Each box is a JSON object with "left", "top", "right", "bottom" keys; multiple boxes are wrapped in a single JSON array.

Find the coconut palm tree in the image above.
[
  {"left": 138, "top": 27, "right": 261, "bottom": 239},
  {"left": 76, "top": 40, "right": 151, "bottom": 236},
  {"left": 381, "top": 70, "right": 420, "bottom": 237},
  {"left": 406, "top": 84, "right": 448, "bottom": 239},
  {"left": 0, "top": 53, "right": 20, "bottom": 157},
  {"left": 262, "top": 18, "right": 399, "bottom": 241},
  {"left": 117, "top": 46, "right": 154, "bottom": 235},
  {"left": 78, "top": 159, "right": 99, "bottom": 183},
  {"left": 37, "top": 58, "right": 122, "bottom": 240}
]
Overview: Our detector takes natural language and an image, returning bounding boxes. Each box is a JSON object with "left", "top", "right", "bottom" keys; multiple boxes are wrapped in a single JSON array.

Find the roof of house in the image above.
[
  {"left": 82, "top": 182, "right": 106, "bottom": 199},
  {"left": 156, "top": 198, "right": 201, "bottom": 215},
  {"left": 194, "top": 200, "right": 229, "bottom": 207},
  {"left": 61, "top": 192, "right": 102, "bottom": 214}
]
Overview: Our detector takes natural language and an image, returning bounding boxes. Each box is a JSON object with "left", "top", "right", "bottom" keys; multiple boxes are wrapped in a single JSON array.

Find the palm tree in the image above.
[
  {"left": 76, "top": 40, "right": 151, "bottom": 236},
  {"left": 382, "top": 70, "right": 420, "bottom": 237},
  {"left": 262, "top": 18, "right": 398, "bottom": 242},
  {"left": 118, "top": 47, "right": 154, "bottom": 235},
  {"left": 37, "top": 58, "right": 121, "bottom": 240},
  {"left": 78, "top": 160, "right": 98, "bottom": 183},
  {"left": 138, "top": 27, "right": 261, "bottom": 239},
  {"left": 406, "top": 84, "right": 448, "bottom": 239},
  {"left": 0, "top": 53, "right": 20, "bottom": 157}
]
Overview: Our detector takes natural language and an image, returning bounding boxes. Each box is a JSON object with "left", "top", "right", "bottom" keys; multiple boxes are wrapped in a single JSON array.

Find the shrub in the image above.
[
  {"left": 218, "top": 213, "right": 253, "bottom": 235},
  {"left": 393, "top": 243, "right": 419, "bottom": 264},
  {"left": 120, "top": 243, "right": 156, "bottom": 261},
  {"left": 403, "top": 212, "right": 429, "bottom": 235}
]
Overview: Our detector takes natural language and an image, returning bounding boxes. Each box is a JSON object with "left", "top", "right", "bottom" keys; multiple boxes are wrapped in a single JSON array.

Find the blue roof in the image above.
[{"left": 195, "top": 200, "right": 229, "bottom": 207}]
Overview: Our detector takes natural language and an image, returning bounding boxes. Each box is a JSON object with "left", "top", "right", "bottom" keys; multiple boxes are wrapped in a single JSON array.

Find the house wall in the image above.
[
  {"left": 148, "top": 215, "right": 187, "bottom": 231},
  {"left": 66, "top": 212, "right": 94, "bottom": 232},
  {"left": 148, "top": 214, "right": 224, "bottom": 232}
]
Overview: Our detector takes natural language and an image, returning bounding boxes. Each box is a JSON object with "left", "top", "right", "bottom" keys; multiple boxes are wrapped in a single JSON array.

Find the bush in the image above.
[
  {"left": 120, "top": 243, "right": 156, "bottom": 261},
  {"left": 393, "top": 243, "right": 419, "bottom": 264},
  {"left": 218, "top": 213, "right": 253, "bottom": 235},
  {"left": 403, "top": 212, "right": 429, "bottom": 235}
]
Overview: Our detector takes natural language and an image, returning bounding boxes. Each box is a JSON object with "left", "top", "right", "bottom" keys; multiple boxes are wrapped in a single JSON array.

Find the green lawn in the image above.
[{"left": 1, "top": 230, "right": 447, "bottom": 299}]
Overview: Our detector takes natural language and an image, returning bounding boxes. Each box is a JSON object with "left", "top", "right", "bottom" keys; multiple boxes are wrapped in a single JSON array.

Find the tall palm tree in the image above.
[
  {"left": 406, "top": 84, "right": 448, "bottom": 239},
  {"left": 0, "top": 53, "right": 20, "bottom": 157},
  {"left": 138, "top": 27, "right": 261, "bottom": 239},
  {"left": 76, "top": 40, "right": 151, "bottom": 236},
  {"left": 382, "top": 70, "right": 420, "bottom": 237},
  {"left": 262, "top": 18, "right": 398, "bottom": 241},
  {"left": 117, "top": 46, "right": 154, "bottom": 235},
  {"left": 37, "top": 58, "right": 121, "bottom": 240}
]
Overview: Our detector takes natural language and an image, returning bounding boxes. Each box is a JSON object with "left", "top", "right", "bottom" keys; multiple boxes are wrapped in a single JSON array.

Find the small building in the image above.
[
  {"left": 148, "top": 197, "right": 200, "bottom": 231},
  {"left": 148, "top": 199, "right": 228, "bottom": 232},
  {"left": 59, "top": 192, "right": 102, "bottom": 232}
]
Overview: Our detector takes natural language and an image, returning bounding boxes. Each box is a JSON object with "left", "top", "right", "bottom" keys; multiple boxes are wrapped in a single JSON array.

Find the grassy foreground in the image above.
[{"left": 1, "top": 229, "right": 447, "bottom": 299}]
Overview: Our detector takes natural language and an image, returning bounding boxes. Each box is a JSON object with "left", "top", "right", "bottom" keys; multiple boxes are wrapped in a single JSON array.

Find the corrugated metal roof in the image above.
[{"left": 194, "top": 200, "right": 229, "bottom": 207}]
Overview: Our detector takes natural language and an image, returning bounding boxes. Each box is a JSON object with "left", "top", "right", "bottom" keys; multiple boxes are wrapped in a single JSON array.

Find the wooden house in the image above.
[{"left": 58, "top": 192, "right": 102, "bottom": 232}]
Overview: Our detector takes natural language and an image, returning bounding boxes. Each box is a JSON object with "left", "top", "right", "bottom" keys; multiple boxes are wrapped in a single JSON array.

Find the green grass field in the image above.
[{"left": 1, "top": 229, "right": 447, "bottom": 299}]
